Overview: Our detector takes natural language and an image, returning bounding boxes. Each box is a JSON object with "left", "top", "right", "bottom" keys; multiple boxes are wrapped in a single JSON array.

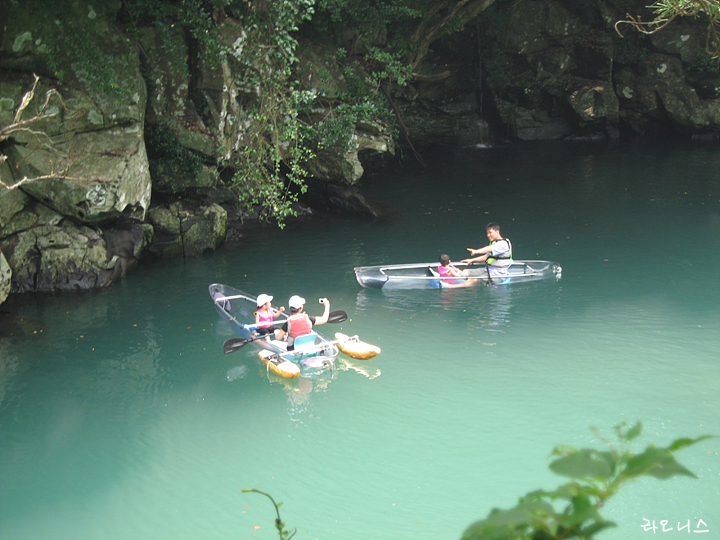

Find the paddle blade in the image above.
[
  {"left": 327, "top": 310, "right": 348, "bottom": 324},
  {"left": 223, "top": 338, "right": 247, "bottom": 354}
]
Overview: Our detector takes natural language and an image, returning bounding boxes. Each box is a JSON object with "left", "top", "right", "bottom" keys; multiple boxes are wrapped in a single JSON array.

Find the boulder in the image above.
[
  {"left": 9, "top": 125, "right": 152, "bottom": 223},
  {"left": 0, "top": 187, "right": 31, "bottom": 237},
  {"left": 0, "top": 251, "right": 11, "bottom": 305},
  {"left": 137, "top": 26, "right": 190, "bottom": 125},
  {"left": 147, "top": 201, "right": 227, "bottom": 258},
  {"left": 307, "top": 122, "right": 395, "bottom": 185},
  {"left": 5, "top": 222, "right": 114, "bottom": 292},
  {"left": 0, "top": 3, "right": 151, "bottom": 225},
  {"left": 0, "top": 196, "right": 152, "bottom": 291}
]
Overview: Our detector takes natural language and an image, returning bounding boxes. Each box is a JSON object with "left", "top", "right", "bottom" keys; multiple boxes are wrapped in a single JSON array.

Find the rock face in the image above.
[
  {"left": 147, "top": 202, "right": 227, "bottom": 259},
  {"left": 0, "top": 1, "right": 153, "bottom": 297},
  {"left": 1, "top": 0, "right": 720, "bottom": 302},
  {"left": 0, "top": 251, "right": 10, "bottom": 304},
  {"left": 395, "top": 0, "right": 720, "bottom": 144}
]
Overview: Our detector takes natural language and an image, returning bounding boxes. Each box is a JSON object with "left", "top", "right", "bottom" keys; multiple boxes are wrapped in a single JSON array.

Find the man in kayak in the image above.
[
  {"left": 461, "top": 222, "right": 513, "bottom": 278},
  {"left": 275, "top": 295, "right": 331, "bottom": 350}
]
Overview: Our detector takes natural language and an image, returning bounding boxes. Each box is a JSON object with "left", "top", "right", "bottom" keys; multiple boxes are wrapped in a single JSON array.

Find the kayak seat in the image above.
[
  {"left": 291, "top": 332, "right": 320, "bottom": 357},
  {"left": 427, "top": 267, "right": 441, "bottom": 289},
  {"left": 212, "top": 291, "right": 232, "bottom": 312}
]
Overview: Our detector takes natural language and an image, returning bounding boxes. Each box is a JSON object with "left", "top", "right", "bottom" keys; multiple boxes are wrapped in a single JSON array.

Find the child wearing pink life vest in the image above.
[
  {"left": 437, "top": 254, "right": 475, "bottom": 288},
  {"left": 254, "top": 294, "right": 285, "bottom": 337},
  {"left": 438, "top": 254, "right": 468, "bottom": 283}
]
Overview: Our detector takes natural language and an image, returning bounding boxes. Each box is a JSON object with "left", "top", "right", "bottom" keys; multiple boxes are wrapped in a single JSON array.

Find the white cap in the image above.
[
  {"left": 256, "top": 294, "right": 273, "bottom": 306},
  {"left": 288, "top": 295, "right": 305, "bottom": 309}
]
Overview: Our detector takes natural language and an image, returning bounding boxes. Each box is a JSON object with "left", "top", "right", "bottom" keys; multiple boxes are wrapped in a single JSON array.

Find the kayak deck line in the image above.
[{"left": 354, "top": 260, "right": 562, "bottom": 289}]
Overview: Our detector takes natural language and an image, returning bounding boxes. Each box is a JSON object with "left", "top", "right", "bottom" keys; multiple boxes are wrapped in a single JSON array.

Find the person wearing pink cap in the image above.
[{"left": 275, "top": 295, "right": 330, "bottom": 350}]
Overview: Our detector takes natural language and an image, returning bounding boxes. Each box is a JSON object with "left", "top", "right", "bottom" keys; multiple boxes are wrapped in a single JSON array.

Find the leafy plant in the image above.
[
  {"left": 616, "top": 0, "right": 720, "bottom": 64},
  {"left": 690, "top": 48, "right": 720, "bottom": 71},
  {"left": 461, "top": 422, "right": 711, "bottom": 540},
  {"left": 145, "top": 123, "right": 204, "bottom": 193},
  {"left": 242, "top": 488, "right": 296, "bottom": 540},
  {"left": 217, "top": 0, "right": 317, "bottom": 226}
]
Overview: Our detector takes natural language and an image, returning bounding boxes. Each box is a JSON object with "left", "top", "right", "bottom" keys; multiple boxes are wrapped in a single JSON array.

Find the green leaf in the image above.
[
  {"left": 549, "top": 449, "right": 614, "bottom": 479},
  {"left": 559, "top": 492, "right": 601, "bottom": 529},
  {"left": 666, "top": 435, "right": 713, "bottom": 452},
  {"left": 625, "top": 421, "right": 643, "bottom": 441},
  {"left": 581, "top": 519, "right": 617, "bottom": 537},
  {"left": 624, "top": 447, "right": 697, "bottom": 479},
  {"left": 461, "top": 499, "right": 555, "bottom": 540}
]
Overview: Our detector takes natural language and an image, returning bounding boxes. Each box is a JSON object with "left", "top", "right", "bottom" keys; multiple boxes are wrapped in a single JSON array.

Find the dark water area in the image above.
[{"left": 1, "top": 139, "right": 718, "bottom": 540}]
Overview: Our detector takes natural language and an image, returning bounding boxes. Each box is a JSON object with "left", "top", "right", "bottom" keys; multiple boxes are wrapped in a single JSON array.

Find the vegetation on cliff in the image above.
[
  {"left": 4, "top": 0, "right": 720, "bottom": 225},
  {"left": 617, "top": 0, "right": 720, "bottom": 63}
]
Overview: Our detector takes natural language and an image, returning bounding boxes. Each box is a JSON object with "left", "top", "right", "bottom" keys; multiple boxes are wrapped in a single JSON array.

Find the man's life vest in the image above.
[{"left": 486, "top": 238, "right": 513, "bottom": 267}]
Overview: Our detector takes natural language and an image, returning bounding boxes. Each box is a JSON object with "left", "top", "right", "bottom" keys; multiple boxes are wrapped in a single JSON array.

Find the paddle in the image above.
[
  {"left": 485, "top": 265, "right": 495, "bottom": 287},
  {"left": 462, "top": 260, "right": 496, "bottom": 287},
  {"left": 222, "top": 310, "right": 348, "bottom": 354}
]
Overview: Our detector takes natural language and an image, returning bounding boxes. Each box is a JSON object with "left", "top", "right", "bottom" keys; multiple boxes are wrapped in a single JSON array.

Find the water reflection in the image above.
[
  {"left": 264, "top": 368, "right": 335, "bottom": 419},
  {"left": 355, "top": 284, "right": 515, "bottom": 333},
  {"left": 3, "top": 140, "right": 718, "bottom": 540},
  {"left": 232, "top": 354, "right": 383, "bottom": 420},
  {"left": 225, "top": 364, "right": 249, "bottom": 381},
  {"left": 466, "top": 285, "right": 513, "bottom": 332},
  {"left": 338, "top": 357, "right": 381, "bottom": 379}
]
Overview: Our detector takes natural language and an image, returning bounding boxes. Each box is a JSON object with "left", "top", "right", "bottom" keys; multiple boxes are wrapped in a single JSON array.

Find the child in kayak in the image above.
[
  {"left": 438, "top": 254, "right": 474, "bottom": 288},
  {"left": 255, "top": 294, "right": 285, "bottom": 338}
]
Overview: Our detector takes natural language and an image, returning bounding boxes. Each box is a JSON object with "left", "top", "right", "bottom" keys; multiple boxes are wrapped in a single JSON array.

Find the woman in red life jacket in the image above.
[
  {"left": 254, "top": 293, "right": 285, "bottom": 338},
  {"left": 275, "top": 295, "right": 331, "bottom": 350}
]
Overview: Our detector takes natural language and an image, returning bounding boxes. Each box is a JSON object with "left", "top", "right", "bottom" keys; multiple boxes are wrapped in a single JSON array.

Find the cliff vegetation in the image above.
[{"left": 1, "top": 0, "right": 720, "bottom": 300}]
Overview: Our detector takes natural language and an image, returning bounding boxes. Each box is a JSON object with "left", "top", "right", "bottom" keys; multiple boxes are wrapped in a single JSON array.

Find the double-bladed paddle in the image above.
[{"left": 222, "top": 310, "right": 348, "bottom": 354}]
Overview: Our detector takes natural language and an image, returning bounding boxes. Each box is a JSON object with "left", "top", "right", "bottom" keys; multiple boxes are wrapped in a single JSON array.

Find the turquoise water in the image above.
[{"left": 1, "top": 140, "right": 719, "bottom": 540}]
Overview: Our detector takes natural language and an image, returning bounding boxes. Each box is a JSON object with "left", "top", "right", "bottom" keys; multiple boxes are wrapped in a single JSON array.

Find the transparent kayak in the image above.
[
  {"left": 354, "top": 260, "right": 562, "bottom": 290},
  {"left": 208, "top": 283, "right": 339, "bottom": 361}
]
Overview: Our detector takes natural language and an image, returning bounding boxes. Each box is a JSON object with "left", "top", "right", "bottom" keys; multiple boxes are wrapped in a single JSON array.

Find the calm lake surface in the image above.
[{"left": 1, "top": 140, "right": 719, "bottom": 540}]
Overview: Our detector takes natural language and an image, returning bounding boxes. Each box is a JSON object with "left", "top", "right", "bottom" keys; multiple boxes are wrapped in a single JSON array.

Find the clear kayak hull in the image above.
[
  {"left": 208, "top": 283, "right": 339, "bottom": 365},
  {"left": 354, "top": 260, "right": 562, "bottom": 290}
]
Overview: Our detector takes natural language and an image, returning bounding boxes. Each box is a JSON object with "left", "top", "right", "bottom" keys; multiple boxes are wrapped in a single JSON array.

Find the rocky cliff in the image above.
[
  {"left": 397, "top": 0, "right": 720, "bottom": 144},
  {"left": 1, "top": 0, "right": 718, "bottom": 301}
]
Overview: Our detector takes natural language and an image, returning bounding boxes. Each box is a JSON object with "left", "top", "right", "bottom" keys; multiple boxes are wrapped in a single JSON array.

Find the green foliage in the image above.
[
  {"left": 461, "top": 422, "right": 711, "bottom": 540},
  {"left": 617, "top": 0, "right": 720, "bottom": 64},
  {"left": 221, "top": 1, "right": 317, "bottom": 227},
  {"left": 242, "top": 489, "right": 296, "bottom": 540},
  {"left": 145, "top": 123, "right": 204, "bottom": 193},
  {"left": 303, "top": 44, "right": 405, "bottom": 153},
  {"left": 122, "top": 0, "right": 226, "bottom": 76},
  {"left": 690, "top": 49, "right": 720, "bottom": 71},
  {"left": 7, "top": 1, "right": 134, "bottom": 99}
]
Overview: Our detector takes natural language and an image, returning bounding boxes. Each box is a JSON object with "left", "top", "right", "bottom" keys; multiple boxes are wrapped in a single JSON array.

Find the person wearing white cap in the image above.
[
  {"left": 275, "top": 295, "right": 331, "bottom": 350},
  {"left": 254, "top": 294, "right": 285, "bottom": 338}
]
